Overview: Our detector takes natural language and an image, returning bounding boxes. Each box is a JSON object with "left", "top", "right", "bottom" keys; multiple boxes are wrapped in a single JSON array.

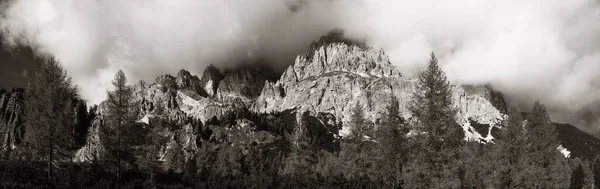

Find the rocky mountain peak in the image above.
[
  {"left": 305, "top": 29, "right": 367, "bottom": 58},
  {"left": 256, "top": 35, "right": 504, "bottom": 142},
  {"left": 216, "top": 63, "right": 278, "bottom": 102},
  {"left": 280, "top": 39, "right": 401, "bottom": 86},
  {"left": 154, "top": 74, "right": 177, "bottom": 89},
  {"left": 152, "top": 70, "right": 207, "bottom": 97},
  {"left": 176, "top": 69, "right": 195, "bottom": 87},
  {"left": 199, "top": 64, "right": 223, "bottom": 97}
]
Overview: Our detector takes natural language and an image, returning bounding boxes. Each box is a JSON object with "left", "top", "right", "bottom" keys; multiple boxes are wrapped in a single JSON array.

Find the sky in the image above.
[{"left": 1, "top": 0, "right": 600, "bottom": 134}]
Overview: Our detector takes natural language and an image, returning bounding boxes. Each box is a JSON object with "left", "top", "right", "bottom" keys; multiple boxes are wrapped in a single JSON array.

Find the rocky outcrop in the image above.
[
  {"left": 0, "top": 89, "right": 25, "bottom": 152},
  {"left": 199, "top": 64, "right": 223, "bottom": 97},
  {"left": 75, "top": 68, "right": 248, "bottom": 161},
  {"left": 176, "top": 69, "right": 208, "bottom": 97},
  {"left": 255, "top": 42, "right": 506, "bottom": 139},
  {"left": 73, "top": 118, "right": 103, "bottom": 162},
  {"left": 216, "top": 64, "right": 277, "bottom": 103}
]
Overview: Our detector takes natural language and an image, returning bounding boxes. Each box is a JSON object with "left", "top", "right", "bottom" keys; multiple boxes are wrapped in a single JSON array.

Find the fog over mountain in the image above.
[{"left": 2, "top": 0, "right": 600, "bottom": 134}]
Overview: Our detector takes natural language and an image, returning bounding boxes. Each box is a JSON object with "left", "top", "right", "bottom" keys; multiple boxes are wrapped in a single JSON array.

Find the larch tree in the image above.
[
  {"left": 100, "top": 69, "right": 138, "bottom": 182},
  {"left": 25, "top": 56, "right": 78, "bottom": 183}
]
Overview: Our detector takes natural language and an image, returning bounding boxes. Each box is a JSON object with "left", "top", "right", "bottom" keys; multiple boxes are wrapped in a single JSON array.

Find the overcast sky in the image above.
[{"left": 1, "top": 0, "right": 600, "bottom": 134}]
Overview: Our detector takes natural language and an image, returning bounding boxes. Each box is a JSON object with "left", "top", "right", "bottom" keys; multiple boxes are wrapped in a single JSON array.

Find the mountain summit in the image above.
[{"left": 255, "top": 35, "right": 505, "bottom": 141}]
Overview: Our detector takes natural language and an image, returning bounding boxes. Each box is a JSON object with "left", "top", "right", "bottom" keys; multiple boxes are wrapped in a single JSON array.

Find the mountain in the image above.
[
  {"left": 555, "top": 123, "right": 600, "bottom": 160},
  {"left": 254, "top": 34, "right": 506, "bottom": 142},
  {"left": 2, "top": 31, "right": 600, "bottom": 162}
]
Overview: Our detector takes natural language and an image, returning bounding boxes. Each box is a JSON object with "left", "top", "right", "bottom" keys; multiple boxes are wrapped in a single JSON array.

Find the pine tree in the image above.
[
  {"left": 523, "top": 101, "right": 569, "bottom": 188},
  {"left": 406, "top": 52, "right": 463, "bottom": 188},
  {"left": 74, "top": 100, "right": 90, "bottom": 147},
  {"left": 24, "top": 56, "right": 77, "bottom": 183},
  {"left": 571, "top": 164, "right": 585, "bottom": 189},
  {"left": 281, "top": 111, "right": 316, "bottom": 177},
  {"left": 526, "top": 101, "right": 559, "bottom": 164},
  {"left": 500, "top": 103, "right": 527, "bottom": 188},
  {"left": 377, "top": 95, "right": 408, "bottom": 186},
  {"left": 349, "top": 101, "right": 372, "bottom": 147},
  {"left": 408, "top": 52, "right": 462, "bottom": 148},
  {"left": 100, "top": 69, "right": 138, "bottom": 182},
  {"left": 593, "top": 156, "right": 600, "bottom": 189}
]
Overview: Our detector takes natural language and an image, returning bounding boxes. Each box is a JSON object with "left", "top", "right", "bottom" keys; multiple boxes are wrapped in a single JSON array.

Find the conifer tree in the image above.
[
  {"left": 523, "top": 101, "right": 569, "bottom": 188},
  {"left": 500, "top": 103, "right": 527, "bottom": 188},
  {"left": 377, "top": 95, "right": 408, "bottom": 186},
  {"left": 100, "top": 69, "right": 138, "bottom": 182},
  {"left": 571, "top": 164, "right": 585, "bottom": 189},
  {"left": 408, "top": 52, "right": 462, "bottom": 148},
  {"left": 406, "top": 52, "right": 463, "bottom": 188},
  {"left": 349, "top": 101, "right": 372, "bottom": 147},
  {"left": 25, "top": 56, "right": 77, "bottom": 183},
  {"left": 74, "top": 100, "right": 90, "bottom": 146},
  {"left": 593, "top": 156, "right": 600, "bottom": 189},
  {"left": 527, "top": 101, "right": 560, "bottom": 164}
]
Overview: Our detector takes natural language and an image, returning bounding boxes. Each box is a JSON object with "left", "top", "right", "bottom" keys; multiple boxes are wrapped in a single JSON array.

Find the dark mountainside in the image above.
[
  {"left": 556, "top": 123, "right": 600, "bottom": 160},
  {"left": 0, "top": 31, "right": 599, "bottom": 188}
]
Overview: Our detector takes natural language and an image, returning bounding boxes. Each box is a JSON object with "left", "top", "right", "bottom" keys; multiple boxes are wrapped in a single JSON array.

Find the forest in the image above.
[{"left": 1, "top": 53, "right": 599, "bottom": 189}]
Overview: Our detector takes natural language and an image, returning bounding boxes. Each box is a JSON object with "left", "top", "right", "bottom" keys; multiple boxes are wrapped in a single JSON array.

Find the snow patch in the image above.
[
  {"left": 461, "top": 121, "right": 494, "bottom": 143},
  {"left": 138, "top": 115, "right": 150, "bottom": 124},
  {"left": 557, "top": 145, "right": 571, "bottom": 158}
]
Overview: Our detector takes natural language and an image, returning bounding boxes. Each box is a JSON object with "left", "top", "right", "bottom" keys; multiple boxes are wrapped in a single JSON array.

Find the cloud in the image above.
[
  {"left": 0, "top": 0, "right": 356, "bottom": 104},
  {"left": 341, "top": 0, "right": 600, "bottom": 133},
  {"left": 2, "top": 0, "right": 600, "bottom": 133}
]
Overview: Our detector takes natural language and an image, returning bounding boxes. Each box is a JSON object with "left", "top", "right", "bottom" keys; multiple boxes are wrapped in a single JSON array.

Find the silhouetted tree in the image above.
[
  {"left": 100, "top": 69, "right": 138, "bottom": 182},
  {"left": 74, "top": 100, "right": 91, "bottom": 147},
  {"left": 571, "top": 164, "right": 585, "bottom": 189},
  {"left": 24, "top": 56, "right": 77, "bottom": 184},
  {"left": 376, "top": 95, "right": 409, "bottom": 186}
]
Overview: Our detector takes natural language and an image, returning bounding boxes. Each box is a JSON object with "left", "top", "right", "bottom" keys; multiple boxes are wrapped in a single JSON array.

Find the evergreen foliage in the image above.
[
  {"left": 405, "top": 52, "right": 464, "bottom": 188},
  {"left": 593, "top": 156, "right": 600, "bottom": 189},
  {"left": 571, "top": 164, "right": 585, "bottom": 189}
]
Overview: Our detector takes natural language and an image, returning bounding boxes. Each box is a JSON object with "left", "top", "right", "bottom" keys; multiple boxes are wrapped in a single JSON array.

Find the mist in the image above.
[{"left": 2, "top": 0, "right": 600, "bottom": 134}]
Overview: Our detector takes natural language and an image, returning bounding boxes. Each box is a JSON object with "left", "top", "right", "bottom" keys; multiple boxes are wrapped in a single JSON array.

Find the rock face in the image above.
[
  {"left": 255, "top": 42, "right": 506, "bottom": 140},
  {"left": 75, "top": 65, "right": 271, "bottom": 161},
  {"left": 0, "top": 89, "right": 25, "bottom": 152},
  {"left": 199, "top": 65, "right": 223, "bottom": 97},
  {"left": 73, "top": 32, "right": 600, "bottom": 161},
  {"left": 216, "top": 64, "right": 277, "bottom": 103}
]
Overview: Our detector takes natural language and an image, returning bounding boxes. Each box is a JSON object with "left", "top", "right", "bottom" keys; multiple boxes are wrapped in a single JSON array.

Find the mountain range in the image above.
[{"left": 1, "top": 31, "right": 599, "bottom": 163}]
